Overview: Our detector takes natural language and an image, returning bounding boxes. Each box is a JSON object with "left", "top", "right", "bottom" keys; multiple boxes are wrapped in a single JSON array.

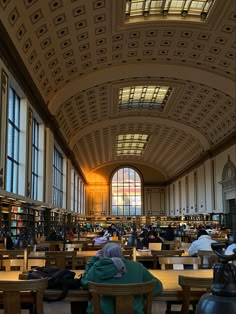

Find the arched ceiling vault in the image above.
[
  {"left": 49, "top": 63, "right": 235, "bottom": 111},
  {"left": 0, "top": 0, "right": 235, "bottom": 184}
]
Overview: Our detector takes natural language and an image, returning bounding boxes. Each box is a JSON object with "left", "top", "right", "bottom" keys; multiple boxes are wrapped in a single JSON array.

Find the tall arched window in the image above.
[{"left": 111, "top": 167, "right": 142, "bottom": 216}]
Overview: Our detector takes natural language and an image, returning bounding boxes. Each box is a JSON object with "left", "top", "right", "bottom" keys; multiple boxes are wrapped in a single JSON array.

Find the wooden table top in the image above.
[
  {"left": 0, "top": 269, "right": 213, "bottom": 314},
  {"left": 29, "top": 249, "right": 187, "bottom": 258},
  {"left": 0, "top": 269, "right": 212, "bottom": 289},
  {"left": 28, "top": 250, "right": 99, "bottom": 258}
]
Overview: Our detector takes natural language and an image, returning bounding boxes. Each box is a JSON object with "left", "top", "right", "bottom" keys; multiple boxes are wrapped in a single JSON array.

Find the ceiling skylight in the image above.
[
  {"left": 116, "top": 134, "right": 149, "bottom": 156},
  {"left": 119, "top": 85, "right": 171, "bottom": 110},
  {"left": 126, "top": 0, "right": 214, "bottom": 21}
]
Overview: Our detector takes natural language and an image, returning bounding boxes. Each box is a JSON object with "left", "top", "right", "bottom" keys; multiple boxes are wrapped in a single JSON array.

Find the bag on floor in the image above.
[{"left": 28, "top": 266, "right": 82, "bottom": 302}]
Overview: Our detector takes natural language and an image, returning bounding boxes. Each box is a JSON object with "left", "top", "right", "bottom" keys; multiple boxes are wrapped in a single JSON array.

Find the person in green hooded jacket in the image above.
[{"left": 81, "top": 242, "right": 163, "bottom": 314}]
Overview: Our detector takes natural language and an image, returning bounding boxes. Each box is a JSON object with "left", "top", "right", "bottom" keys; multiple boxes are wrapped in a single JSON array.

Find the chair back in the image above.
[
  {"left": 88, "top": 280, "right": 154, "bottom": 314},
  {"left": 151, "top": 249, "right": 184, "bottom": 269},
  {"left": 28, "top": 258, "right": 46, "bottom": 269},
  {"left": 148, "top": 243, "right": 162, "bottom": 250},
  {"left": 0, "top": 250, "right": 25, "bottom": 258},
  {"left": 45, "top": 250, "right": 76, "bottom": 269},
  {"left": 122, "top": 248, "right": 133, "bottom": 260},
  {"left": 159, "top": 256, "right": 201, "bottom": 270},
  {"left": 0, "top": 278, "right": 48, "bottom": 314},
  {"left": 65, "top": 243, "right": 83, "bottom": 251},
  {"left": 197, "top": 250, "right": 218, "bottom": 269},
  {"left": 44, "top": 241, "right": 64, "bottom": 251},
  {"left": 0, "top": 250, "right": 25, "bottom": 271},
  {"left": 36, "top": 242, "right": 50, "bottom": 251},
  {"left": 164, "top": 240, "right": 181, "bottom": 250},
  {"left": 178, "top": 275, "right": 213, "bottom": 314}
]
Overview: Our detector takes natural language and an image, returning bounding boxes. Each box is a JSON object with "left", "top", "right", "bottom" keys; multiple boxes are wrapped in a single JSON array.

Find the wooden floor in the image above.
[{"left": 0, "top": 301, "right": 181, "bottom": 313}]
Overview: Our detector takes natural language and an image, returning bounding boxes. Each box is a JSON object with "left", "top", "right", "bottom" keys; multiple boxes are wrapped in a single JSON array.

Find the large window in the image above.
[
  {"left": 78, "top": 177, "right": 85, "bottom": 215},
  {"left": 6, "top": 87, "right": 20, "bottom": 193},
  {"left": 111, "top": 167, "right": 142, "bottom": 216},
  {"left": 31, "top": 118, "right": 39, "bottom": 199},
  {"left": 52, "top": 146, "right": 64, "bottom": 207},
  {"left": 70, "top": 169, "right": 85, "bottom": 214},
  {"left": 116, "top": 134, "right": 149, "bottom": 156},
  {"left": 119, "top": 85, "right": 171, "bottom": 111},
  {"left": 126, "top": 0, "right": 214, "bottom": 20},
  {"left": 71, "top": 169, "right": 76, "bottom": 211}
]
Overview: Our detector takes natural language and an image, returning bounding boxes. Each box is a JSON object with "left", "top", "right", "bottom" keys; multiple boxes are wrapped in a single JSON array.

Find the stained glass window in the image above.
[{"left": 111, "top": 167, "right": 142, "bottom": 216}]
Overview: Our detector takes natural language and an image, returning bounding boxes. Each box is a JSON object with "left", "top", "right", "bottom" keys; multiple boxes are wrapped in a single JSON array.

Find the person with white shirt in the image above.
[
  {"left": 225, "top": 243, "right": 236, "bottom": 255},
  {"left": 188, "top": 229, "right": 217, "bottom": 256}
]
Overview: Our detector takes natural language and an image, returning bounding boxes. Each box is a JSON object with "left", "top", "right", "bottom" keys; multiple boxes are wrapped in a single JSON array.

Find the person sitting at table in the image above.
[
  {"left": 164, "top": 224, "right": 175, "bottom": 241},
  {"left": 81, "top": 242, "right": 163, "bottom": 314},
  {"left": 141, "top": 231, "right": 163, "bottom": 249},
  {"left": 46, "top": 230, "right": 63, "bottom": 241},
  {"left": 224, "top": 242, "right": 236, "bottom": 255},
  {"left": 188, "top": 229, "right": 217, "bottom": 256},
  {"left": 108, "top": 224, "right": 120, "bottom": 238}
]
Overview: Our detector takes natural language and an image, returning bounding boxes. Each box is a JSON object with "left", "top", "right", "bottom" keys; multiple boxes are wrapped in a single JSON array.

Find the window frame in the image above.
[
  {"left": 52, "top": 145, "right": 64, "bottom": 207},
  {"left": 31, "top": 117, "right": 40, "bottom": 200},
  {"left": 6, "top": 87, "right": 20, "bottom": 193}
]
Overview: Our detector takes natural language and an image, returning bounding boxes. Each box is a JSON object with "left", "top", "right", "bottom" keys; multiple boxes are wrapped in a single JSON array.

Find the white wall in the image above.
[
  {"left": 144, "top": 187, "right": 165, "bottom": 215},
  {"left": 165, "top": 144, "right": 236, "bottom": 216},
  {"left": 214, "top": 145, "right": 236, "bottom": 212}
]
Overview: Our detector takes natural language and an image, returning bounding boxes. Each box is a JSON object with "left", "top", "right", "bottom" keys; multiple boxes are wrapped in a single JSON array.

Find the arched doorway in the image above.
[{"left": 220, "top": 157, "right": 236, "bottom": 230}]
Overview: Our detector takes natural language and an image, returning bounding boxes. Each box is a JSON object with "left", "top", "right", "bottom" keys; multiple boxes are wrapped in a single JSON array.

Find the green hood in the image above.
[{"left": 90, "top": 258, "right": 121, "bottom": 280}]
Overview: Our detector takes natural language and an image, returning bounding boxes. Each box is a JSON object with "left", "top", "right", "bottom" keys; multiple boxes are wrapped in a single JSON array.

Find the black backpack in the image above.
[{"left": 28, "top": 267, "right": 82, "bottom": 302}]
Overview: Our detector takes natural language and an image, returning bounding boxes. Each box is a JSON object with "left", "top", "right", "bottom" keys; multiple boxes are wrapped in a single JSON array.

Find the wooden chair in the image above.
[
  {"left": 44, "top": 241, "right": 64, "bottom": 251},
  {"left": 178, "top": 275, "right": 213, "bottom": 314},
  {"left": 35, "top": 242, "right": 50, "bottom": 251},
  {"left": 164, "top": 240, "right": 181, "bottom": 250},
  {"left": 45, "top": 251, "right": 76, "bottom": 269},
  {"left": 158, "top": 256, "right": 201, "bottom": 314},
  {"left": 75, "top": 256, "right": 86, "bottom": 269},
  {"left": 28, "top": 258, "right": 46, "bottom": 269},
  {"left": 151, "top": 250, "right": 184, "bottom": 269},
  {"left": 197, "top": 250, "right": 218, "bottom": 269},
  {"left": 148, "top": 242, "right": 162, "bottom": 250},
  {"left": 72, "top": 240, "right": 90, "bottom": 250},
  {"left": 122, "top": 248, "right": 133, "bottom": 260},
  {"left": 0, "top": 278, "right": 48, "bottom": 314},
  {"left": 65, "top": 243, "right": 83, "bottom": 251},
  {"left": 0, "top": 250, "right": 25, "bottom": 271},
  {"left": 159, "top": 256, "right": 201, "bottom": 270},
  {"left": 88, "top": 280, "right": 154, "bottom": 314},
  {"left": 85, "top": 240, "right": 104, "bottom": 251}
]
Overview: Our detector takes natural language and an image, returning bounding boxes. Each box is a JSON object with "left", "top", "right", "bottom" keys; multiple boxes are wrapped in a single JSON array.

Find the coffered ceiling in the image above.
[{"left": 0, "top": 0, "right": 235, "bottom": 184}]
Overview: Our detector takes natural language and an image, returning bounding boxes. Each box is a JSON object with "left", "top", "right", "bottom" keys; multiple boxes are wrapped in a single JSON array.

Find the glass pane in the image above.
[
  {"left": 111, "top": 167, "right": 142, "bottom": 216},
  {"left": 126, "top": 0, "right": 214, "bottom": 18},
  {"left": 13, "top": 161, "right": 18, "bottom": 193},
  {"left": 15, "top": 97, "right": 20, "bottom": 126},
  {"left": 6, "top": 159, "right": 12, "bottom": 192},
  {"left": 7, "top": 124, "right": 13, "bottom": 157},
  {"left": 8, "top": 88, "right": 14, "bottom": 121},
  {"left": 13, "top": 130, "right": 19, "bottom": 160}
]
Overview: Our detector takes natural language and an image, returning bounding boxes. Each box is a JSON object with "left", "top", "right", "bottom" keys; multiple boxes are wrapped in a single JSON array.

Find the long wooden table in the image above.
[
  {"left": 2, "top": 249, "right": 189, "bottom": 271},
  {"left": 0, "top": 269, "right": 213, "bottom": 314}
]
